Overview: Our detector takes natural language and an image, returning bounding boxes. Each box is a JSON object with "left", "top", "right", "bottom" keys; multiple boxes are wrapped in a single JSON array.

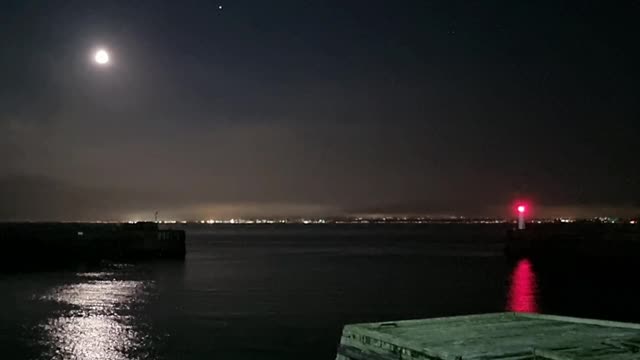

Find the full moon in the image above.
[{"left": 94, "top": 49, "right": 110, "bottom": 65}]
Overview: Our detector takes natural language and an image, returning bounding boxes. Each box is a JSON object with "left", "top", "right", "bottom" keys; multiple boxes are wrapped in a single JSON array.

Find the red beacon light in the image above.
[{"left": 515, "top": 204, "right": 528, "bottom": 230}]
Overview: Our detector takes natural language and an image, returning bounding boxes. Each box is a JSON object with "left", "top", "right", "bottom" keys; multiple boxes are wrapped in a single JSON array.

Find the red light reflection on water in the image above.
[{"left": 507, "top": 259, "right": 538, "bottom": 313}]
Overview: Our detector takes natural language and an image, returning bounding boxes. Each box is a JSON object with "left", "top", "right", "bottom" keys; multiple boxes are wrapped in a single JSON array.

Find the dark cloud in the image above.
[
  {"left": 0, "top": 174, "right": 342, "bottom": 221},
  {"left": 1, "top": 0, "right": 639, "bottom": 220}
]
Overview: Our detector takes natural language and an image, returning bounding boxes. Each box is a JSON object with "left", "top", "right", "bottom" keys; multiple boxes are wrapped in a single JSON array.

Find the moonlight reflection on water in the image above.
[{"left": 39, "top": 274, "right": 154, "bottom": 359}]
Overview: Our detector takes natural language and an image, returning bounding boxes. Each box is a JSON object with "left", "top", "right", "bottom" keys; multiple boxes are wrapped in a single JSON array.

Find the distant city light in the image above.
[
  {"left": 108, "top": 217, "right": 640, "bottom": 225},
  {"left": 517, "top": 205, "right": 526, "bottom": 213}
]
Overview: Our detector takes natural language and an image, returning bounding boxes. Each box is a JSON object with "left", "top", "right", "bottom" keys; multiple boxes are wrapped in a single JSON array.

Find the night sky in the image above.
[{"left": 1, "top": 0, "right": 639, "bottom": 221}]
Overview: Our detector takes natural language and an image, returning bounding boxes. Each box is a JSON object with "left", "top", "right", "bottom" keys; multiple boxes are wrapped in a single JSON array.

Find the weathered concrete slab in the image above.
[{"left": 336, "top": 313, "right": 640, "bottom": 360}]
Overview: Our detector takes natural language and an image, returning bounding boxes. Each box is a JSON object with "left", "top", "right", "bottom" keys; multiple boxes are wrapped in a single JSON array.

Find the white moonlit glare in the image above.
[
  {"left": 40, "top": 273, "right": 152, "bottom": 359},
  {"left": 94, "top": 49, "right": 110, "bottom": 65}
]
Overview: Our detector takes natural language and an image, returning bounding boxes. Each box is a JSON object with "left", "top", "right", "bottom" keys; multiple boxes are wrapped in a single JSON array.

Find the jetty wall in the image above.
[
  {"left": 0, "top": 222, "right": 185, "bottom": 271},
  {"left": 504, "top": 223, "right": 640, "bottom": 259}
]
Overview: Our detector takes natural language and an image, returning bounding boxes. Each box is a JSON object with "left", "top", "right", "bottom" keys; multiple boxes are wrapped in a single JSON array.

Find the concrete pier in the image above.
[
  {"left": 0, "top": 222, "right": 185, "bottom": 271},
  {"left": 336, "top": 312, "right": 640, "bottom": 360}
]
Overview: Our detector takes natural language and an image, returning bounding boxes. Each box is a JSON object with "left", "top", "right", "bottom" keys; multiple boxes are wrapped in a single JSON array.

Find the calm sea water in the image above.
[{"left": 2, "top": 224, "right": 639, "bottom": 359}]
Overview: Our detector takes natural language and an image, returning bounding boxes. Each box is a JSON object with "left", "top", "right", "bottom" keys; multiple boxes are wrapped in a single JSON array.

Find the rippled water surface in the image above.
[{"left": 2, "top": 224, "right": 639, "bottom": 359}]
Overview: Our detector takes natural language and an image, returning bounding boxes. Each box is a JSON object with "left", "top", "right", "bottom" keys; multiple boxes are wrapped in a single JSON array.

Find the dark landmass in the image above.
[{"left": 0, "top": 222, "right": 185, "bottom": 272}]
